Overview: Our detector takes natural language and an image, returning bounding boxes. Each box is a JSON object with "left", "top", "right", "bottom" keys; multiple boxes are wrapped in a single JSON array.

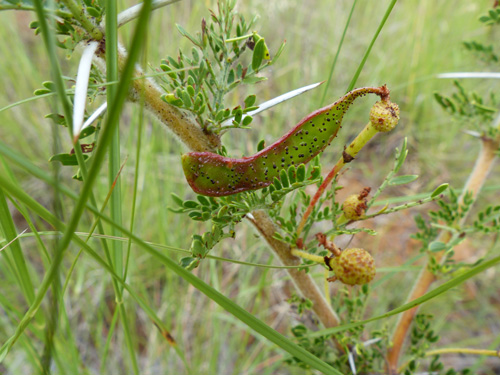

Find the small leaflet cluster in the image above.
[{"left": 158, "top": 1, "right": 285, "bottom": 134}]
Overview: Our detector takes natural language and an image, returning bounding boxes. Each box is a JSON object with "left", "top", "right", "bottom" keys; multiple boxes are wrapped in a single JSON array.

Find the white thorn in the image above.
[
  {"left": 73, "top": 41, "right": 99, "bottom": 142},
  {"left": 347, "top": 350, "right": 357, "bottom": 375},
  {"left": 437, "top": 72, "right": 500, "bottom": 79},
  {"left": 81, "top": 102, "right": 108, "bottom": 131},
  {"left": 362, "top": 337, "right": 382, "bottom": 347},
  {"left": 117, "top": 0, "right": 180, "bottom": 28},
  {"left": 222, "top": 81, "right": 323, "bottom": 126}
]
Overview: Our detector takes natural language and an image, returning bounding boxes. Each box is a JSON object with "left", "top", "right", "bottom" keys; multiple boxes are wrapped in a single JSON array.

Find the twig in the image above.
[
  {"left": 386, "top": 132, "right": 500, "bottom": 373},
  {"left": 93, "top": 46, "right": 220, "bottom": 152},
  {"left": 249, "top": 210, "right": 341, "bottom": 328}
]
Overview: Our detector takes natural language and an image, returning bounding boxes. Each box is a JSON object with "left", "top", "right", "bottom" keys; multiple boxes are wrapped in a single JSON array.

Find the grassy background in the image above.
[{"left": 0, "top": 0, "right": 499, "bottom": 373}]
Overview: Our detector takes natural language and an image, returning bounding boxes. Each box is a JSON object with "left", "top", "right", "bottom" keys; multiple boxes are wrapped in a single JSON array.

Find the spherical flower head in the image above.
[
  {"left": 329, "top": 248, "right": 376, "bottom": 286},
  {"left": 342, "top": 194, "right": 367, "bottom": 220},
  {"left": 369, "top": 100, "right": 400, "bottom": 132}
]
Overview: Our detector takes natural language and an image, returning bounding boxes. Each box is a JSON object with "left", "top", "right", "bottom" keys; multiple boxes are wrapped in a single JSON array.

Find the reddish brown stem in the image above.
[{"left": 297, "top": 158, "right": 345, "bottom": 236}]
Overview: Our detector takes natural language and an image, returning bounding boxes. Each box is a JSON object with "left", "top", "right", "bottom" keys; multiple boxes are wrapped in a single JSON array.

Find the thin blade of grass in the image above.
[
  {"left": 346, "top": 0, "right": 398, "bottom": 91},
  {"left": 0, "top": 0, "right": 154, "bottom": 365},
  {"left": 320, "top": 0, "right": 358, "bottom": 106},
  {"left": 0, "top": 191, "right": 34, "bottom": 303},
  {"left": 105, "top": 0, "right": 123, "bottom": 278},
  {"left": 104, "top": 0, "right": 137, "bottom": 370},
  {"left": 0, "top": 172, "right": 344, "bottom": 375},
  {"left": 309, "top": 253, "right": 500, "bottom": 338}
]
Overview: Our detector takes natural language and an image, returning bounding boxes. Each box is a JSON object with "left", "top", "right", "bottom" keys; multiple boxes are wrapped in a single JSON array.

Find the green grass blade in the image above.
[
  {"left": 0, "top": 189, "right": 35, "bottom": 303},
  {"left": 346, "top": 0, "right": 398, "bottom": 91},
  {"left": 104, "top": 0, "right": 134, "bottom": 370},
  {"left": 320, "top": 0, "right": 357, "bottom": 106},
  {"left": 310, "top": 253, "right": 500, "bottom": 338},
  {"left": 0, "top": 176, "right": 182, "bottom": 365},
  {"left": 0, "top": 161, "right": 344, "bottom": 375},
  {"left": 125, "top": 95, "right": 145, "bottom": 283},
  {"left": 105, "top": 0, "right": 123, "bottom": 279},
  {"left": 4, "top": 0, "right": 154, "bottom": 368}
]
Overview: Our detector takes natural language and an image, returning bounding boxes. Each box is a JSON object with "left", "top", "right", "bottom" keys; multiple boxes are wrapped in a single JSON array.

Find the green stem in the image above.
[
  {"left": 426, "top": 348, "right": 500, "bottom": 357},
  {"left": 225, "top": 33, "right": 253, "bottom": 43},
  {"left": 297, "top": 122, "right": 379, "bottom": 236},
  {"left": 291, "top": 249, "right": 326, "bottom": 264},
  {"left": 363, "top": 195, "right": 442, "bottom": 220}
]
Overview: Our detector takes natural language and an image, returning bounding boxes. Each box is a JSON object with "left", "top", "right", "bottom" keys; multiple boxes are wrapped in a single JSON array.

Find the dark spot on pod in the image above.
[
  {"left": 298, "top": 154, "right": 305, "bottom": 158},
  {"left": 314, "top": 137, "right": 318, "bottom": 141},
  {"left": 305, "top": 131, "right": 309, "bottom": 135},
  {"left": 281, "top": 157, "right": 285, "bottom": 162},
  {"left": 211, "top": 180, "right": 215, "bottom": 184},
  {"left": 272, "top": 163, "right": 277, "bottom": 169}
]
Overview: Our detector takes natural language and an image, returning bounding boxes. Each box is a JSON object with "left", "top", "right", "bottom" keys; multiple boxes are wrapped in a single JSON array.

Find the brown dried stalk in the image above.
[
  {"left": 386, "top": 133, "right": 500, "bottom": 374},
  {"left": 249, "top": 210, "right": 341, "bottom": 328}
]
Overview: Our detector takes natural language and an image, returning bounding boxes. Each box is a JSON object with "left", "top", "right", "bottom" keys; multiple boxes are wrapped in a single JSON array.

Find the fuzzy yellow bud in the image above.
[
  {"left": 369, "top": 100, "right": 400, "bottom": 132},
  {"left": 329, "top": 248, "right": 376, "bottom": 286},
  {"left": 342, "top": 193, "right": 368, "bottom": 220}
]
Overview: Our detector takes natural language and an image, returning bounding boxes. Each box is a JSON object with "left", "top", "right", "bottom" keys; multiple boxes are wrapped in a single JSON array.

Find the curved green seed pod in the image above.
[{"left": 182, "top": 86, "right": 389, "bottom": 197}]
